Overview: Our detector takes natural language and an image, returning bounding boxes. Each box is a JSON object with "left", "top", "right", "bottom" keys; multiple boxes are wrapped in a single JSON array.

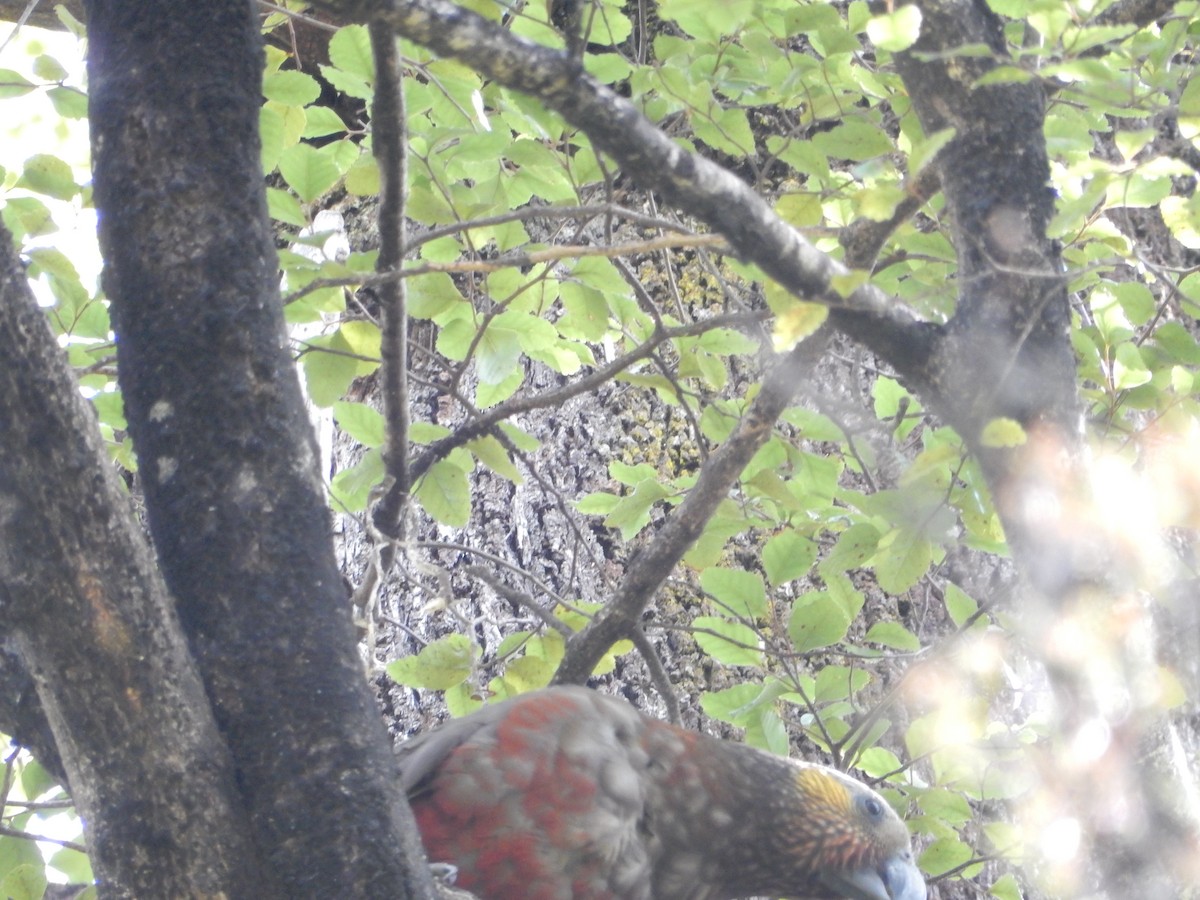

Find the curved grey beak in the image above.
[{"left": 820, "top": 851, "right": 927, "bottom": 900}]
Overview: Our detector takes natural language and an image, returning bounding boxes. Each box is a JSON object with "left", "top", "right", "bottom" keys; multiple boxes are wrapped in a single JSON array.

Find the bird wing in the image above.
[{"left": 397, "top": 687, "right": 658, "bottom": 899}]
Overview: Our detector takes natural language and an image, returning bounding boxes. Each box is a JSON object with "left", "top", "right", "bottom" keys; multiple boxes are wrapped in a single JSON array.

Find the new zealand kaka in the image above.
[{"left": 398, "top": 686, "right": 926, "bottom": 900}]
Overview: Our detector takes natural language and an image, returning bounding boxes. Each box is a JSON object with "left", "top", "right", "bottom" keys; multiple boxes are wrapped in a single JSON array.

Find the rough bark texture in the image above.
[
  {"left": 891, "top": 4, "right": 1198, "bottom": 894},
  {"left": 83, "top": 1, "right": 434, "bottom": 896},
  {"left": 0, "top": 219, "right": 271, "bottom": 897}
]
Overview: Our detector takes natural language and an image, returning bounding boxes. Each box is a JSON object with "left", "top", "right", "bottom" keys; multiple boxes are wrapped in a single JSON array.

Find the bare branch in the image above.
[
  {"left": 553, "top": 334, "right": 829, "bottom": 685},
  {"left": 369, "top": 20, "right": 412, "bottom": 538}
]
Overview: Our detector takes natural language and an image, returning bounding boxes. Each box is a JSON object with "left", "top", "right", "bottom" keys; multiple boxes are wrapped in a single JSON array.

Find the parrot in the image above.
[{"left": 397, "top": 686, "right": 926, "bottom": 900}]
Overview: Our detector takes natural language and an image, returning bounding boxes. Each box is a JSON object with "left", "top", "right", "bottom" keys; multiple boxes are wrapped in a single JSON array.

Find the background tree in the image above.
[{"left": 1, "top": 0, "right": 1199, "bottom": 898}]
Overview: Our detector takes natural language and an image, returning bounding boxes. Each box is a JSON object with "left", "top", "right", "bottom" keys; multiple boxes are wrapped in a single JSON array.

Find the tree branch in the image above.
[
  {"left": 84, "top": 1, "right": 435, "bottom": 895},
  {"left": 368, "top": 20, "right": 412, "bottom": 538},
  {"left": 553, "top": 335, "right": 827, "bottom": 684},
  {"left": 0, "top": 218, "right": 274, "bottom": 897},
  {"left": 320, "top": 0, "right": 925, "bottom": 342}
]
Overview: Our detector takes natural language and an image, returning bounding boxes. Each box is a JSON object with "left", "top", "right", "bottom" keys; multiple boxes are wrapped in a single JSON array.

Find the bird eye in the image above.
[{"left": 863, "top": 796, "right": 884, "bottom": 818}]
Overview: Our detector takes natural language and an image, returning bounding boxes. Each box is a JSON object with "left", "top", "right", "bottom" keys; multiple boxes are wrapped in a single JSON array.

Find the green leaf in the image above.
[
  {"left": 990, "top": 874, "right": 1024, "bottom": 900},
  {"left": 943, "top": 583, "right": 979, "bottom": 628},
  {"left": 48, "top": 844, "right": 92, "bottom": 884},
  {"left": 788, "top": 592, "right": 852, "bottom": 652},
  {"left": 333, "top": 401, "right": 386, "bottom": 447},
  {"left": 47, "top": 86, "right": 88, "bottom": 119},
  {"left": 873, "top": 527, "right": 933, "bottom": 594},
  {"left": 443, "top": 683, "right": 480, "bottom": 717},
  {"left": 558, "top": 282, "right": 610, "bottom": 341},
  {"left": 260, "top": 105, "right": 285, "bottom": 172},
  {"left": 278, "top": 143, "right": 341, "bottom": 203},
  {"left": 603, "top": 479, "right": 672, "bottom": 540},
  {"left": 0, "top": 862, "right": 48, "bottom": 900},
  {"left": 0, "top": 835, "right": 45, "bottom": 893},
  {"left": 853, "top": 183, "right": 907, "bottom": 222},
  {"left": 475, "top": 321, "right": 523, "bottom": 385},
  {"left": 340, "top": 320, "right": 381, "bottom": 364},
  {"left": 920, "top": 836, "right": 975, "bottom": 877},
  {"left": 585, "top": 52, "right": 634, "bottom": 84},
  {"left": 92, "top": 392, "right": 126, "bottom": 431},
  {"left": 821, "top": 523, "right": 882, "bottom": 575},
  {"left": 825, "top": 573, "right": 866, "bottom": 620},
  {"left": 302, "top": 338, "right": 357, "bottom": 407},
  {"left": 329, "top": 24, "right": 375, "bottom": 82},
  {"left": 19, "top": 154, "right": 77, "bottom": 200},
  {"left": 611, "top": 461, "right": 659, "bottom": 485},
  {"left": 495, "top": 309, "right": 558, "bottom": 354},
  {"left": 694, "top": 105, "right": 754, "bottom": 155},
  {"left": 872, "top": 375, "right": 910, "bottom": 420},
  {"left": 475, "top": 368, "right": 524, "bottom": 408},
  {"left": 303, "top": 106, "right": 349, "bottom": 139},
  {"left": 466, "top": 434, "right": 523, "bottom": 483},
  {"left": 762, "top": 531, "right": 817, "bottom": 585},
  {"left": 866, "top": 5, "right": 922, "bottom": 51},
  {"left": 814, "top": 664, "right": 871, "bottom": 702},
  {"left": 812, "top": 120, "right": 893, "bottom": 162},
  {"left": 410, "top": 272, "right": 465, "bottom": 319},
  {"left": 415, "top": 457, "right": 472, "bottom": 526},
  {"left": 1112, "top": 342, "right": 1151, "bottom": 390},
  {"left": 401, "top": 424, "right": 446, "bottom": 446},
  {"left": 774, "top": 192, "right": 823, "bottom": 228},
  {"left": 658, "top": 0, "right": 755, "bottom": 39},
  {"left": 692, "top": 616, "right": 763, "bottom": 667},
  {"left": 855, "top": 746, "right": 902, "bottom": 779},
  {"left": 344, "top": 155, "right": 381, "bottom": 195},
  {"left": 0, "top": 69, "right": 35, "bottom": 99},
  {"left": 918, "top": 787, "right": 974, "bottom": 824},
  {"left": 1161, "top": 195, "right": 1200, "bottom": 250},
  {"left": 33, "top": 53, "right": 68, "bottom": 81},
  {"left": 19, "top": 759, "right": 56, "bottom": 800},
  {"left": 329, "top": 449, "right": 384, "bottom": 513},
  {"left": 266, "top": 187, "right": 306, "bottom": 227},
  {"left": 499, "top": 421, "right": 540, "bottom": 452},
  {"left": 577, "top": 491, "right": 619, "bottom": 515},
  {"left": 499, "top": 654, "right": 556, "bottom": 693},
  {"left": 263, "top": 70, "right": 321, "bottom": 106},
  {"left": 908, "top": 126, "right": 956, "bottom": 176},
  {"left": 1113, "top": 281, "right": 1156, "bottom": 325},
  {"left": 700, "top": 567, "right": 768, "bottom": 620},
  {"left": 700, "top": 682, "right": 769, "bottom": 725},
  {"left": 56, "top": 4, "right": 86, "bottom": 35},
  {"left": 319, "top": 62, "right": 373, "bottom": 100},
  {"left": 592, "top": 638, "right": 635, "bottom": 675},
  {"left": 864, "top": 621, "right": 921, "bottom": 651},
  {"left": 2, "top": 196, "right": 56, "bottom": 240},
  {"left": 771, "top": 300, "right": 829, "bottom": 350},
  {"left": 828, "top": 270, "right": 870, "bottom": 299},
  {"left": 980, "top": 417, "right": 1027, "bottom": 448},
  {"left": 386, "top": 634, "right": 474, "bottom": 689}
]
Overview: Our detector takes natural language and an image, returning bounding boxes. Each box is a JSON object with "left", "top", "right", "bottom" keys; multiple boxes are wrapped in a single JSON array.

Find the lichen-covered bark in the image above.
[
  {"left": 886, "top": 2, "right": 1198, "bottom": 893},
  {"left": 0, "top": 219, "right": 271, "bottom": 897},
  {"left": 83, "top": 1, "right": 434, "bottom": 895}
]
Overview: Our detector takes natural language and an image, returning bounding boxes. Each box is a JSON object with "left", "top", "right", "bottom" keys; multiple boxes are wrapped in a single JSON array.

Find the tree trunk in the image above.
[{"left": 81, "top": 0, "right": 435, "bottom": 895}]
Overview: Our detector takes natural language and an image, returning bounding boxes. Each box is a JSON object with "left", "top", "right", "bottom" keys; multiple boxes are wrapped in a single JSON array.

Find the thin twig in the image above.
[
  {"left": 410, "top": 311, "right": 768, "bottom": 483},
  {"left": 367, "top": 21, "right": 411, "bottom": 539}
]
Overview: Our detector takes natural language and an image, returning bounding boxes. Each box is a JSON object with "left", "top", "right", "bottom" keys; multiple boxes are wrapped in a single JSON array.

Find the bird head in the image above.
[{"left": 784, "top": 765, "right": 926, "bottom": 900}]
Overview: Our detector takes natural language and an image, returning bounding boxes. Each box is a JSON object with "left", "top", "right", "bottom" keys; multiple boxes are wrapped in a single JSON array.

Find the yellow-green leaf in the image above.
[{"left": 980, "top": 417, "right": 1027, "bottom": 448}]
